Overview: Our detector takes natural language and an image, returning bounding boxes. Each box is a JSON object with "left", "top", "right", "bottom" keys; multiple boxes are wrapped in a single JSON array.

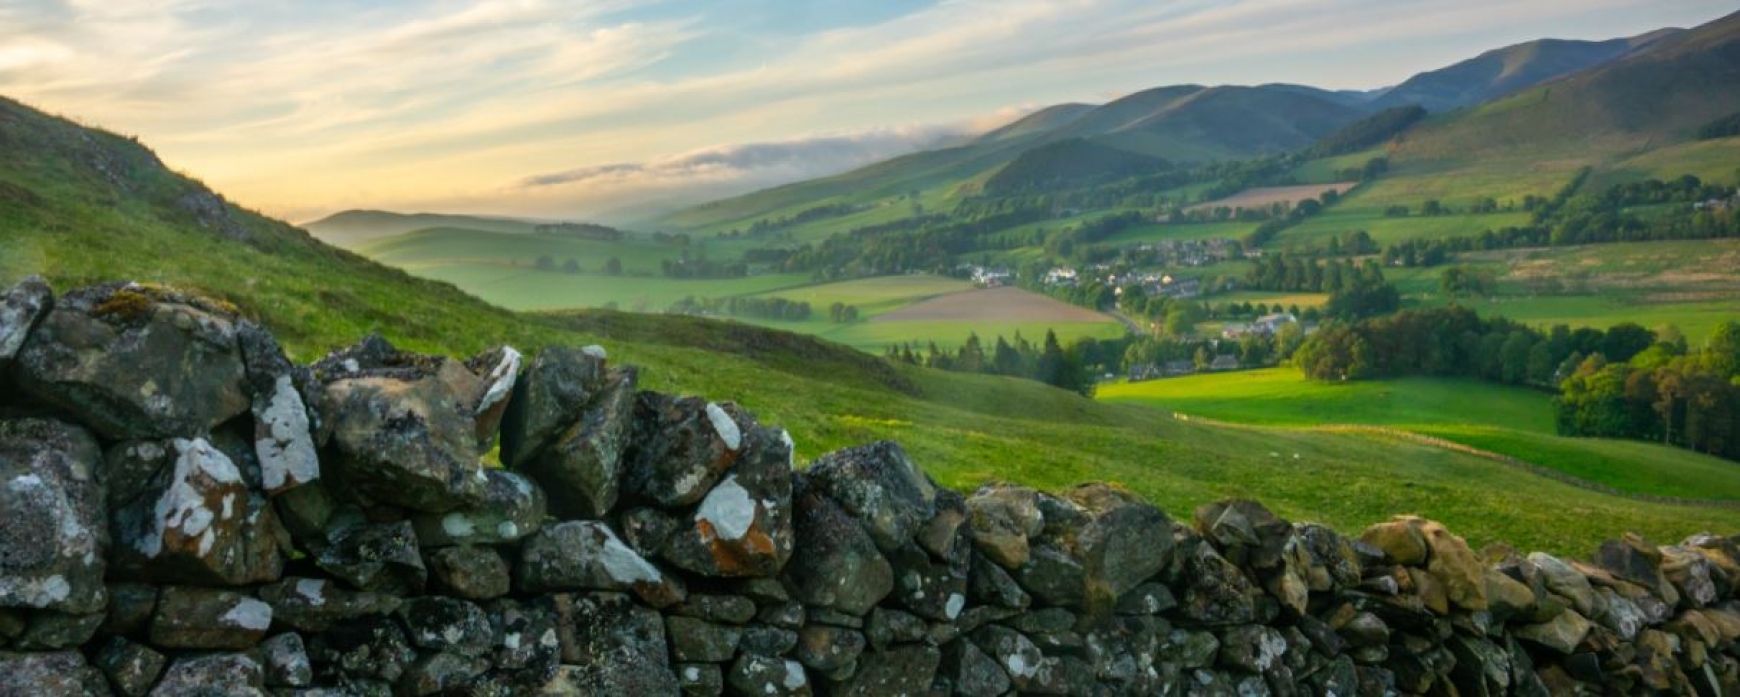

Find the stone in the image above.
[
  {"left": 0, "top": 276, "right": 51, "bottom": 363},
  {"left": 303, "top": 614, "right": 418, "bottom": 684},
  {"left": 94, "top": 637, "right": 167, "bottom": 697},
  {"left": 1064, "top": 483, "right": 1174, "bottom": 611},
  {"left": 1527, "top": 552, "right": 1600, "bottom": 618},
  {"left": 410, "top": 468, "right": 545, "bottom": 546},
  {"left": 1660, "top": 545, "right": 1720, "bottom": 608},
  {"left": 99, "top": 583, "right": 157, "bottom": 636},
  {"left": 1515, "top": 608, "right": 1593, "bottom": 654},
  {"left": 971, "top": 624, "right": 1054, "bottom": 693},
  {"left": 1447, "top": 633, "right": 1511, "bottom": 696},
  {"left": 13, "top": 283, "right": 250, "bottom": 440},
  {"left": 313, "top": 335, "right": 490, "bottom": 512},
  {"left": 465, "top": 344, "right": 522, "bottom": 447},
  {"left": 315, "top": 521, "right": 425, "bottom": 595},
  {"left": 398, "top": 651, "right": 489, "bottom": 696},
  {"left": 804, "top": 440, "right": 935, "bottom": 553},
  {"left": 784, "top": 481, "right": 892, "bottom": 615},
  {"left": 517, "top": 366, "right": 635, "bottom": 519},
  {"left": 108, "top": 437, "right": 283, "bottom": 586},
  {"left": 830, "top": 644, "right": 940, "bottom": 697},
  {"left": 1297, "top": 524, "right": 1362, "bottom": 592},
  {"left": 235, "top": 321, "right": 320, "bottom": 496},
  {"left": 676, "top": 663, "right": 724, "bottom": 697},
  {"left": 1418, "top": 518, "right": 1487, "bottom": 611},
  {"left": 1484, "top": 567, "right": 1537, "bottom": 623},
  {"left": 1359, "top": 517, "right": 1428, "bottom": 566},
  {"left": 1594, "top": 587, "right": 1645, "bottom": 640},
  {"left": 965, "top": 484, "right": 1043, "bottom": 569},
  {"left": 1116, "top": 581, "right": 1177, "bottom": 615},
  {"left": 543, "top": 592, "right": 671, "bottom": 682},
  {"left": 1217, "top": 625, "right": 1289, "bottom": 674},
  {"left": 149, "top": 586, "right": 272, "bottom": 650},
  {"left": 426, "top": 545, "right": 511, "bottom": 600},
  {"left": 150, "top": 653, "right": 266, "bottom": 697},
  {"left": 657, "top": 417, "right": 796, "bottom": 578},
  {"left": 0, "top": 650, "right": 110, "bottom": 696},
  {"left": 887, "top": 539, "right": 970, "bottom": 621},
  {"left": 969, "top": 552, "right": 1030, "bottom": 610},
  {"left": 397, "top": 596, "right": 492, "bottom": 657},
  {"left": 0, "top": 419, "right": 107, "bottom": 614},
  {"left": 259, "top": 632, "right": 313, "bottom": 687},
  {"left": 1012, "top": 541, "right": 1088, "bottom": 608},
  {"left": 517, "top": 521, "right": 685, "bottom": 608},
  {"left": 672, "top": 595, "right": 757, "bottom": 625},
  {"left": 627, "top": 393, "right": 748, "bottom": 508},
  {"left": 741, "top": 626, "right": 799, "bottom": 656},
  {"left": 729, "top": 654, "right": 811, "bottom": 697},
  {"left": 498, "top": 345, "right": 610, "bottom": 468},
  {"left": 17, "top": 610, "right": 103, "bottom": 649},
  {"left": 865, "top": 608, "right": 929, "bottom": 650},
  {"left": 1335, "top": 611, "right": 1390, "bottom": 649},
  {"left": 1592, "top": 532, "right": 1664, "bottom": 589},
  {"left": 797, "top": 623, "right": 865, "bottom": 673},
  {"left": 485, "top": 599, "right": 562, "bottom": 689},
  {"left": 667, "top": 616, "right": 743, "bottom": 663},
  {"left": 917, "top": 489, "right": 968, "bottom": 561},
  {"left": 256, "top": 577, "right": 402, "bottom": 633},
  {"left": 1175, "top": 540, "right": 1262, "bottom": 627}
]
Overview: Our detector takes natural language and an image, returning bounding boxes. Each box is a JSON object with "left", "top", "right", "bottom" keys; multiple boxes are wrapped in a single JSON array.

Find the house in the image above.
[
  {"left": 1221, "top": 323, "right": 1250, "bottom": 340},
  {"left": 1252, "top": 312, "right": 1297, "bottom": 336},
  {"left": 1043, "top": 267, "right": 1079, "bottom": 287},
  {"left": 1163, "top": 359, "right": 1195, "bottom": 377},
  {"left": 1128, "top": 364, "right": 1162, "bottom": 382},
  {"left": 1209, "top": 355, "right": 1241, "bottom": 372}
]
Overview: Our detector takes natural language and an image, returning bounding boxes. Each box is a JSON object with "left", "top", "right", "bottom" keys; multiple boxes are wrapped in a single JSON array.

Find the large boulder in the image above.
[
  {"left": 516, "top": 521, "right": 686, "bottom": 608},
  {"left": 312, "top": 335, "right": 491, "bottom": 512},
  {"left": 0, "top": 419, "right": 107, "bottom": 614},
  {"left": 627, "top": 394, "right": 754, "bottom": 508},
  {"left": 13, "top": 283, "right": 251, "bottom": 440},
  {"left": 108, "top": 437, "right": 283, "bottom": 586},
  {"left": 498, "top": 345, "right": 609, "bottom": 468},
  {"left": 804, "top": 440, "right": 935, "bottom": 553},
  {"left": 783, "top": 479, "right": 892, "bottom": 615},
  {"left": 517, "top": 366, "right": 637, "bottom": 520},
  {"left": 0, "top": 276, "right": 51, "bottom": 364},
  {"left": 410, "top": 468, "right": 545, "bottom": 547},
  {"left": 654, "top": 416, "right": 796, "bottom": 578}
]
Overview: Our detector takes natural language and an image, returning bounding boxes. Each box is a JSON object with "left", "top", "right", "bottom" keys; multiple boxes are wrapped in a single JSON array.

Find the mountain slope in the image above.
[
  {"left": 302, "top": 209, "right": 536, "bottom": 248},
  {"left": 1397, "top": 11, "right": 1740, "bottom": 160},
  {"left": 2, "top": 94, "right": 1733, "bottom": 553},
  {"left": 1371, "top": 29, "right": 1683, "bottom": 112}
]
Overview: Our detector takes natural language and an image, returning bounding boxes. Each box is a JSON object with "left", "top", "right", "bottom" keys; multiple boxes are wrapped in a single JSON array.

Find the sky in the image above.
[{"left": 0, "top": 0, "right": 1732, "bottom": 224}]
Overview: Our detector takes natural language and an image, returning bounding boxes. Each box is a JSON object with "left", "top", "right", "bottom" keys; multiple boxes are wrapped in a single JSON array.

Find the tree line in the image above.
[{"left": 886, "top": 330, "right": 1099, "bottom": 397}]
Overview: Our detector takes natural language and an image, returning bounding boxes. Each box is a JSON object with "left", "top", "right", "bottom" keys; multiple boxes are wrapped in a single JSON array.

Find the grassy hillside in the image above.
[
  {"left": 1370, "top": 31, "right": 1674, "bottom": 112},
  {"left": 5, "top": 98, "right": 1738, "bottom": 555},
  {"left": 301, "top": 209, "right": 536, "bottom": 247},
  {"left": 1100, "top": 369, "right": 1740, "bottom": 503}
]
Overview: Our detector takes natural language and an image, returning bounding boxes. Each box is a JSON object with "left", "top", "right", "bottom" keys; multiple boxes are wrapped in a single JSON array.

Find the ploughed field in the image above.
[
  {"left": 1184, "top": 182, "right": 1358, "bottom": 212},
  {"left": 874, "top": 286, "right": 1112, "bottom": 323}
]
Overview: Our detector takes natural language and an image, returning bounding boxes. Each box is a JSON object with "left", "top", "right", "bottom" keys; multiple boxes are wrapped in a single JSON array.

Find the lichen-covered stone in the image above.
[
  {"left": 94, "top": 637, "right": 166, "bottom": 697},
  {"left": 1360, "top": 517, "right": 1428, "bottom": 566},
  {"left": 498, "top": 345, "right": 610, "bottom": 468},
  {"left": 425, "top": 545, "right": 511, "bottom": 600},
  {"left": 99, "top": 583, "right": 157, "bottom": 636},
  {"left": 0, "top": 276, "right": 51, "bottom": 363},
  {"left": 965, "top": 484, "right": 1044, "bottom": 569},
  {"left": 676, "top": 662, "right": 724, "bottom": 697},
  {"left": 410, "top": 468, "right": 544, "bottom": 547},
  {"left": 313, "top": 335, "right": 490, "bottom": 512},
  {"left": 671, "top": 594, "right": 757, "bottom": 625},
  {"left": 939, "top": 639, "right": 1010, "bottom": 696},
  {"left": 1063, "top": 482, "right": 1174, "bottom": 611},
  {"left": 970, "top": 624, "right": 1054, "bottom": 692},
  {"left": 0, "top": 419, "right": 107, "bottom": 614},
  {"left": 783, "top": 481, "right": 892, "bottom": 616},
  {"left": 235, "top": 320, "right": 320, "bottom": 496},
  {"left": 728, "top": 654, "right": 811, "bottom": 697},
  {"left": 16, "top": 609, "right": 103, "bottom": 649},
  {"left": 465, "top": 344, "right": 522, "bottom": 449},
  {"left": 259, "top": 632, "right": 313, "bottom": 687},
  {"left": 304, "top": 614, "right": 418, "bottom": 684},
  {"left": 830, "top": 644, "right": 940, "bottom": 697},
  {"left": 516, "top": 521, "right": 685, "bottom": 608},
  {"left": 804, "top": 440, "right": 935, "bottom": 553},
  {"left": 626, "top": 393, "right": 746, "bottom": 508},
  {"left": 0, "top": 650, "right": 109, "bottom": 696},
  {"left": 1175, "top": 539, "right": 1263, "bottom": 627},
  {"left": 13, "top": 283, "right": 251, "bottom": 440},
  {"left": 542, "top": 592, "right": 679, "bottom": 695},
  {"left": 1216, "top": 624, "right": 1289, "bottom": 674},
  {"left": 517, "top": 366, "right": 635, "bottom": 520},
  {"left": 667, "top": 616, "right": 742, "bottom": 663},
  {"left": 887, "top": 538, "right": 969, "bottom": 622},
  {"left": 397, "top": 596, "right": 492, "bottom": 658},
  {"left": 657, "top": 418, "right": 796, "bottom": 579},
  {"left": 109, "top": 437, "right": 283, "bottom": 586},
  {"left": 150, "top": 652, "right": 266, "bottom": 697},
  {"left": 1515, "top": 608, "right": 1593, "bottom": 654},
  {"left": 149, "top": 586, "right": 272, "bottom": 650},
  {"left": 484, "top": 599, "right": 562, "bottom": 691},
  {"left": 256, "top": 577, "right": 402, "bottom": 633},
  {"left": 796, "top": 623, "right": 865, "bottom": 673},
  {"left": 315, "top": 521, "right": 425, "bottom": 596}
]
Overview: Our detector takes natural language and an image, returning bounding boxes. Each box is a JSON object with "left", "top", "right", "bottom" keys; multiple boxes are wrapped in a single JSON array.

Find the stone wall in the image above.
[{"left": 1, "top": 278, "right": 1738, "bottom": 696}]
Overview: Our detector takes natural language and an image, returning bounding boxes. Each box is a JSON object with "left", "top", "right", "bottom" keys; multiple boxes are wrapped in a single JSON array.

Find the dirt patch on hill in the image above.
[
  {"left": 873, "top": 286, "right": 1113, "bottom": 323},
  {"left": 1186, "top": 182, "right": 1358, "bottom": 212}
]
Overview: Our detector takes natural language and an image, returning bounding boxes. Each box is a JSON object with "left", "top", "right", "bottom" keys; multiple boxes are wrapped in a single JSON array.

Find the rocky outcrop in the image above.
[{"left": 1, "top": 278, "right": 1738, "bottom": 696}]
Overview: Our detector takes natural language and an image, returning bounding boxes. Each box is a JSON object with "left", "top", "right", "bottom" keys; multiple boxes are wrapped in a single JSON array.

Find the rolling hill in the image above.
[
  {"left": 1370, "top": 29, "right": 1683, "bottom": 112},
  {"left": 302, "top": 209, "right": 537, "bottom": 248},
  {"left": 3, "top": 94, "right": 1734, "bottom": 554}
]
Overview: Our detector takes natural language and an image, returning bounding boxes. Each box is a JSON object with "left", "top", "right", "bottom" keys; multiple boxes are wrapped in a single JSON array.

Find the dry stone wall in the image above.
[{"left": 1, "top": 278, "right": 1739, "bottom": 696}]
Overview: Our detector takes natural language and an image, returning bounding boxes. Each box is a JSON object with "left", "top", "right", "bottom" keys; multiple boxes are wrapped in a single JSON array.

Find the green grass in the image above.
[
  {"left": 1211, "top": 291, "right": 1329, "bottom": 309},
  {"left": 393, "top": 263, "right": 813, "bottom": 312},
  {"left": 358, "top": 227, "right": 687, "bottom": 274},
  {"left": 1281, "top": 209, "right": 1535, "bottom": 246},
  {"left": 1102, "top": 221, "right": 1257, "bottom": 244},
  {"left": 1099, "top": 369, "right": 1740, "bottom": 503},
  {"left": 1290, "top": 149, "right": 1384, "bottom": 184},
  {"left": 5, "top": 95, "right": 1737, "bottom": 556},
  {"left": 752, "top": 274, "right": 971, "bottom": 318},
  {"left": 736, "top": 318, "right": 1126, "bottom": 353}
]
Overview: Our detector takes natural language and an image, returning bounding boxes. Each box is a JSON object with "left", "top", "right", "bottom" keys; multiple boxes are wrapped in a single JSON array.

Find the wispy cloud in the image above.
[{"left": 0, "top": 0, "right": 1729, "bottom": 221}]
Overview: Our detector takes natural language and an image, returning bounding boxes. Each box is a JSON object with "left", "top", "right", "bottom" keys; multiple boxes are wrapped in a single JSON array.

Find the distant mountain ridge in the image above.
[{"left": 1369, "top": 28, "right": 1685, "bottom": 112}]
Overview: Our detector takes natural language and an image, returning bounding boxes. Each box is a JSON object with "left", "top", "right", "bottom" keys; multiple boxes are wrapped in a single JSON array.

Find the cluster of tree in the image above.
[
  {"left": 1304, "top": 107, "right": 1426, "bottom": 159},
  {"left": 886, "top": 330, "right": 1098, "bottom": 396},
  {"left": 1380, "top": 197, "right": 1496, "bottom": 218},
  {"left": 1041, "top": 211, "right": 1147, "bottom": 259},
  {"left": 1438, "top": 266, "right": 1497, "bottom": 300},
  {"left": 661, "top": 257, "right": 748, "bottom": 279},
  {"left": 781, "top": 209, "right": 1045, "bottom": 278},
  {"left": 740, "top": 203, "right": 860, "bottom": 236},
  {"left": 1208, "top": 301, "right": 1314, "bottom": 322},
  {"left": 982, "top": 139, "right": 1172, "bottom": 194},
  {"left": 666, "top": 295, "right": 812, "bottom": 321},
  {"left": 741, "top": 248, "right": 792, "bottom": 265},
  {"left": 1330, "top": 156, "right": 1389, "bottom": 184},
  {"left": 533, "top": 222, "right": 623, "bottom": 241},
  {"left": 1240, "top": 188, "right": 1347, "bottom": 248},
  {"left": 1243, "top": 254, "right": 1385, "bottom": 294},
  {"left": 650, "top": 232, "right": 692, "bottom": 246},
  {"left": 825, "top": 302, "right": 861, "bottom": 323},
  {"left": 532, "top": 255, "right": 578, "bottom": 274},
  {"left": 1697, "top": 112, "right": 1740, "bottom": 140},
  {"left": 1557, "top": 322, "right": 1740, "bottom": 461}
]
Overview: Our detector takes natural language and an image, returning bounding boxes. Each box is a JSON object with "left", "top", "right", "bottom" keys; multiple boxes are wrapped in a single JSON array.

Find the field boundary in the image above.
[{"left": 1169, "top": 413, "right": 1740, "bottom": 510}]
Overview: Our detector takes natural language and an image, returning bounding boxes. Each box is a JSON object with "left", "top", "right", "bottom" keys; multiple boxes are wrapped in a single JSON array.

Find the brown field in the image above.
[
  {"left": 872, "top": 286, "right": 1111, "bottom": 322},
  {"left": 1187, "top": 182, "right": 1358, "bottom": 212}
]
